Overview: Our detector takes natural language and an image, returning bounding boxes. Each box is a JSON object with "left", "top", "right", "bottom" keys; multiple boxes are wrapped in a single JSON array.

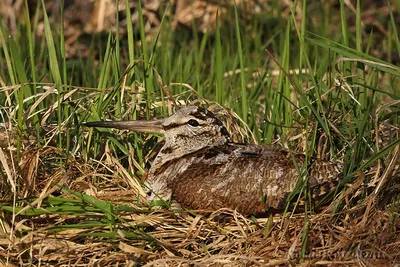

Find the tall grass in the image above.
[
  {"left": 0, "top": 1, "right": 399, "bottom": 265},
  {"left": 0, "top": 0, "right": 399, "bottom": 215}
]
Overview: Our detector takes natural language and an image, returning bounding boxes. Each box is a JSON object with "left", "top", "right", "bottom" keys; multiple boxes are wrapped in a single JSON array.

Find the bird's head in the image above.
[
  {"left": 85, "top": 106, "right": 232, "bottom": 155},
  {"left": 160, "top": 106, "right": 232, "bottom": 150}
]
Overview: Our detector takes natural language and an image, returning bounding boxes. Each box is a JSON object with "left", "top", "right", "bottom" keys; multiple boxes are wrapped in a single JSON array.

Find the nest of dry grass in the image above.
[{"left": 1, "top": 160, "right": 399, "bottom": 266}]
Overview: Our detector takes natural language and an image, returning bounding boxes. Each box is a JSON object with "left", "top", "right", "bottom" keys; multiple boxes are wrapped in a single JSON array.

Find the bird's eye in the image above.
[{"left": 187, "top": 119, "right": 199, "bottom": 127}]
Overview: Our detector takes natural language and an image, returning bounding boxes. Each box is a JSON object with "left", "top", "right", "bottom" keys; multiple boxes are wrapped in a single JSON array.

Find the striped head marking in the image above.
[{"left": 161, "top": 106, "right": 232, "bottom": 147}]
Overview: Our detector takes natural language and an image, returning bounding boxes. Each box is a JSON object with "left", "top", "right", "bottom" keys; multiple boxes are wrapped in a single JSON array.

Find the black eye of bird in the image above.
[{"left": 187, "top": 119, "right": 199, "bottom": 127}]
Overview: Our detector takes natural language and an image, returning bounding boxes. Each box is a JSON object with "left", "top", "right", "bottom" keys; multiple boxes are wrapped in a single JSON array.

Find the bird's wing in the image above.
[{"left": 169, "top": 144, "right": 343, "bottom": 215}]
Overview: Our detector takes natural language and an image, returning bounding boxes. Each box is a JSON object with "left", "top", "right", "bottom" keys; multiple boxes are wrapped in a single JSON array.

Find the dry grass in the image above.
[
  {"left": 0, "top": 85, "right": 399, "bottom": 266},
  {"left": 1, "top": 163, "right": 399, "bottom": 266}
]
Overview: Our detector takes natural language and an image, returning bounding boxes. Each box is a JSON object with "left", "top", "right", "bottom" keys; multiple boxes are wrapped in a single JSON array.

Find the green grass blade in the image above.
[
  {"left": 360, "top": 138, "right": 400, "bottom": 170},
  {"left": 388, "top": 1, "right": 400, "bottom": 57},
  {"left": 24, "top": 0, "right": 36, "bottom": 85},
  {"left": 59, "top": 0, "right": 67, "bottom": 84},
  {"left": 215, "top": 9, "right": 223, "bottom": 104},
  {"left": 40, "top": 0, "right": 62, "bottom": 85},
  {"left": 339, "top": 0, "right": 349, "bottom": 47},
  {"left": 8, "top": 34, "right": 31, "bottom": 160},
  {"left": 138, "top": 0, "right": 152, "bottom": 118},
  {"left": 306, "top": 34, "right": 400, "bottom": 77},
  {"left": 233, "top": 1, "right": 247, "bottom": 123},
  {"left": 299, "top": 0, "right": 307, "bottom": 71},
  {"left": 356, "top": 0, "right": 362, "bottom": 52},
  {"left": 0, "top": 23, "right": 16, "bottom": 84},
  {"left": 339, "top": 0, "right": 350, "bottom": 78},
  {"left": 125, "top": 0, "right": 135, "bottom": 62}
]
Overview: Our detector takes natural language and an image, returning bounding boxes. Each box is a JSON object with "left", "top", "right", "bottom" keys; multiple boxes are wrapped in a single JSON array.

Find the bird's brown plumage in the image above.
[{"left": 85, "top": 106, "right": 343, "bottom": 215}]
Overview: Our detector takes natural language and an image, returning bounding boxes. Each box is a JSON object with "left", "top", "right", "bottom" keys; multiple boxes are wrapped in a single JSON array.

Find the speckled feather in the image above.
[
  {"left": 149, "top": 143, "right": 342, "bottom": 215},
  {"left": 86, "top": 106, "right": 343, "bottom": 215}
]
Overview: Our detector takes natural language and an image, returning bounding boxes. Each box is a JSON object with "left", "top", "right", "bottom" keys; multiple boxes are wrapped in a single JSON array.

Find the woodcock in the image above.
[{"left": 85, "top": 106, "right": 343, "bottom": 215}]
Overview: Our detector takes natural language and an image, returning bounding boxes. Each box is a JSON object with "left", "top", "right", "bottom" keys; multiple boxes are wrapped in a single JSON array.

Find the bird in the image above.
[{"left": 85, "top": 106, "right": 343, "bottom": 216}]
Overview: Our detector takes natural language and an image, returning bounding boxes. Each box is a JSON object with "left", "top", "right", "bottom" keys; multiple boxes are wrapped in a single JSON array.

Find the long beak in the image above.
[{"left": 84, "top": 119, "right": 164, "bottom": 134}]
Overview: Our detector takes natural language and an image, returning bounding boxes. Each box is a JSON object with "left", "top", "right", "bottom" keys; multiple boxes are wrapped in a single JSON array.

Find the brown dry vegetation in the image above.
[
  {"left": 0, "top": 87, "right": 398, "bottom": 266},
  {"left": 0, "top": 0, "right": 399, "bottom": 266}
]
